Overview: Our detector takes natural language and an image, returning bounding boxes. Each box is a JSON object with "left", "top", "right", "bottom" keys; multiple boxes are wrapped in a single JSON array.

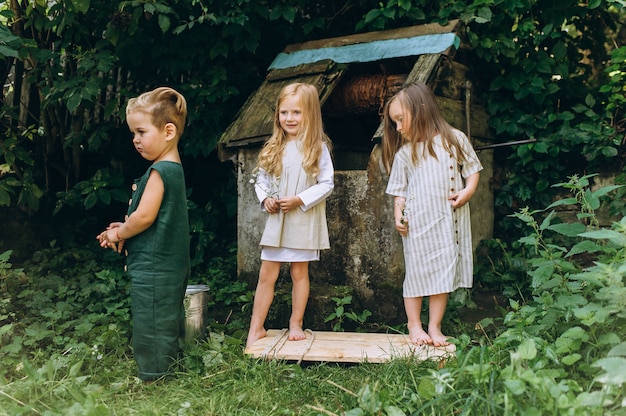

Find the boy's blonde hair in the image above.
[
  {"left": 256, "top": 83, "right": 331, "bottom": 177},
  {"left": 126, "top": 87, "right": 187, "bottom": 140},
  {"left": 382, "top": 82, "right": 468, "bottom": 174}
]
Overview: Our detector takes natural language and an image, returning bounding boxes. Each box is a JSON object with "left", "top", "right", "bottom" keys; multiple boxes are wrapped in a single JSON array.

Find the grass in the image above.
[
  {"left": 0, "top": 335, "right": 464, "bottom": 415},
  {"left": 0, "top": 245, "right": 495, "bottom": 416},
  {"left": 0, "top": 310, "right": 485, "bottom": 416}
]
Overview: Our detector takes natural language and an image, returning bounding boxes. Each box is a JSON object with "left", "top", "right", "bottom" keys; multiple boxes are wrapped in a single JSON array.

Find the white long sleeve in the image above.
[{"left": 297, "top": 144, "right": 334, "bottom": 211}]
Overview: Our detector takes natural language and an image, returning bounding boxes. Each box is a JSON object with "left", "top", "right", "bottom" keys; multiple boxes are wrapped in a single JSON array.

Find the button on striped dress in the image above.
[{"left": 385, "top": 131, "right": 482, "bottom": 297}]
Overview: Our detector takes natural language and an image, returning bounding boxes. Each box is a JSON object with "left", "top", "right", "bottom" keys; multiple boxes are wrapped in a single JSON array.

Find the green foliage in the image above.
[
  {"left": 607, "top": 173, "right": 626, "bottom": 218},
  {"left": 486, "top": 192, "right": 626, "bottom": 414},
  {"left": 548, "top": 173, "right": 625, "bottom": 228},
  {"left": 2, "top": 174, "right": 626, "bottom": 414},
  {"left": 188, "top": 242, "right": 252, "bottom": 336},
  {"left": 470, "top": 1, "right": 625, "bottom": 235},
  {"left": 324, "top": 295, "right": 372, "bottom": 332},
  {"left": 474, "top": 237, "right": 531, "bottom": 298},
  {"left": 2, "top": 0, "right": 626, "bottom": 409},
  {"left": 0, "top": 245, "right": 131, "bottom": 381},
  {"left": 0, "top": 124, "right": 43, "bottom": 212},
  {"left": 53, "top": 168, "right": 129, "bottom": 213},
  {"left": 2, "top": 0, "right": 625, "bottom": 259}
]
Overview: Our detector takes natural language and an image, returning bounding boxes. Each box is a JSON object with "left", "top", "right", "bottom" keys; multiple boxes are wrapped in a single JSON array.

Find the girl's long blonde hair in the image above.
[
  {"left": 256, "top": 83, "right": 331, "bottom": 177},
  {"left": 381, "top": 82, "right": 468, "bottom": 174}
]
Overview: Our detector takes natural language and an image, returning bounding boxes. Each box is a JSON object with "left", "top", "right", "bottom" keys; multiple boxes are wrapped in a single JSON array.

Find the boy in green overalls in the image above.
[{"left": 97, "top": 87, "right": 190, "bottom": 382}]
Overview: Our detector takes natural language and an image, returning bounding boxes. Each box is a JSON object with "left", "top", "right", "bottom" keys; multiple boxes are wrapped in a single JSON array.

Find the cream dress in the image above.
[
  {"left": 255, "top": 140, "right": 334, "bottom": 262},
  {"left": 385, "top": 130, "right": 482, "bottom": 297}
]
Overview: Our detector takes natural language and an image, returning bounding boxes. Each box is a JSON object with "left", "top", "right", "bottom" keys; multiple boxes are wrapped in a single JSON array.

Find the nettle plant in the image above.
[{"left": 490, "top": 175, "right": 626, "bottom": 414}]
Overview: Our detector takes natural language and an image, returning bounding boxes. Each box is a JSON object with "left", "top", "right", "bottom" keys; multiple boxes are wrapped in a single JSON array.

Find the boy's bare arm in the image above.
[{"left": 117, "top": 170, "right": 164, "bottom": 240}]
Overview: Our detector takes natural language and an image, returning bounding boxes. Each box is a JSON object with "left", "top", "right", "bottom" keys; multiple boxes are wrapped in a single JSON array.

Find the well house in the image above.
[{"left": 218, "top": 20, "right": 494, "bottom": 327}]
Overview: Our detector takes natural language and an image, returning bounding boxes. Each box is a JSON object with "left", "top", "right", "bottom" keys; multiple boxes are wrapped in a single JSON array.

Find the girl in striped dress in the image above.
[{"left": 382, "top": 83, "right": 482, "bottom": 347}]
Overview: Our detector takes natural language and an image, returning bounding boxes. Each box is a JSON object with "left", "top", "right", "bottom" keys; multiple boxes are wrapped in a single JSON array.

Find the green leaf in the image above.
[
  {"left": 67, "top": 92, "right": 82, "bottom": 112},
  {"left": 0, "top": 323, "right": 14, "bottom": 337},
  {"left": 557, "top": 326, "right": 588, "bottom": 345},
  {"left": 519, "top": 235, "right": 538, "bottom": 246},
  {"left": 593, "top": 357, "right": 626, "bottom": 385},
  {"left": 518, "top": 338, "right": 537, "bottom": 360},
  {"left": 546, "top": 222, "right": 586, "bottom": 237},
  {"left": 533, "top": 141, "right": 550, "bottom": 153},
  {"left": 562, "top": 354, "right": 581, "bottom": 365},
  {"left": 69, "top": 359, "right": 84, "bottom": 377},
  {"left": 546, "top": 197, "right": 577, "bottom": 209},
  {"left": 269, "top": 7, "right": 282, "bottom": 21},
  {"left": 566, "top": 240, "right": 602, "bottom": 258},
  {"left": 579, "top": 230, "right": 626, "bottom": 247},
  {"left": 552, "top": 41, "right": 566, "bottom": 60},
  {"left": 0, "top": 189, "right": 10, "bottom": 206},
  {"left": 539, "top": 210, "right": 557, "bottom": 230},
  {"left": 282, "top": 7, "right": 296, "bottom": 22},
  {"left": 591, "top": 185, "right": 623, "bottom": 198},
  {"left": 22, "top": 359, "right": 40, "bottom": 381},
  {"left": 529, "top": 262, "right": 555, "bottom": 287},
  {"left": 0, "top": 44, "right": 19, "bottom": 58},
  {"left": 476, "top": 7, "right": 493, "bottom": 23},
  {"left": 70, "top": 0, "right": 90, "bottom": 13},
  {"left": 585, "top": 190, "right": 601, "bottom": 210},
  {"left": 587, "top": 0, "right": 602, "bottom": 9},
  {"left": 98, "top": 189, "right": 111, "bottom": 205},
  {"left": 575, "top": 391, "right": 606, "bottom": 407},
  {"left": 84, "top": 192, "right": 97, "bottom": 209},
  {"left": 418, "top": 378, "right": 435, "bottom": 400},
  {"left": 384, "top": 406, "right": 406, "bottom": 416},
  {"left": 601, "top": 146, "right": 618, "bottom": 157},
  {"left": 158, "top": 14, "right": 170, "bottom": 33},
  {"left": 574, "top": 303, "right": 609, "bottom": 325},
  {"left": 608, "top": 342, "right": 626, "bottom": 357},
  {"left": 504, "top": 379, "right": 526, "bottom": 395}
]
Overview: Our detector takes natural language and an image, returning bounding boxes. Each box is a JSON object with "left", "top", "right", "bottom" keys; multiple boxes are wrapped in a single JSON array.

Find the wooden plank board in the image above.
[{"left": 245, "top": 329, "right": 456, "bottom": 363}]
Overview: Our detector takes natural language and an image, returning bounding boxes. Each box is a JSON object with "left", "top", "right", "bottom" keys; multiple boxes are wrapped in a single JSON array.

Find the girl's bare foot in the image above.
[
  {"left": 408, "top": 324, "right": 432, "bottom": 345},
  {"left": 246, "top": 327, "right": 267, "bottom": 348},
  {"left": 428, "top": 325, "right": 450, "bottom": 347},
  {"left": 288, "top": 323, "right": 306, "bottom": 341}
]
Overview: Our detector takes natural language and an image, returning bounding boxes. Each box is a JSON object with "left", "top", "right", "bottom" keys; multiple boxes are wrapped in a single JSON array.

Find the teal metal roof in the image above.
[{"left": 268, "top": 32, "right": 460, "bottom": 70}]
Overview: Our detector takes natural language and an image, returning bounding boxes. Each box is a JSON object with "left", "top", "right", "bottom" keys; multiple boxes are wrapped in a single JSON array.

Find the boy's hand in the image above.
[{"left": 96, "top": 222, "right": 125, "bottom": 253}]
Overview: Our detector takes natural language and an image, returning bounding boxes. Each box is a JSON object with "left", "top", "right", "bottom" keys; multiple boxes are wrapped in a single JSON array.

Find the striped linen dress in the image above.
[{"left": 385, "top": 130, "right": 482, "bottom": 297}]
